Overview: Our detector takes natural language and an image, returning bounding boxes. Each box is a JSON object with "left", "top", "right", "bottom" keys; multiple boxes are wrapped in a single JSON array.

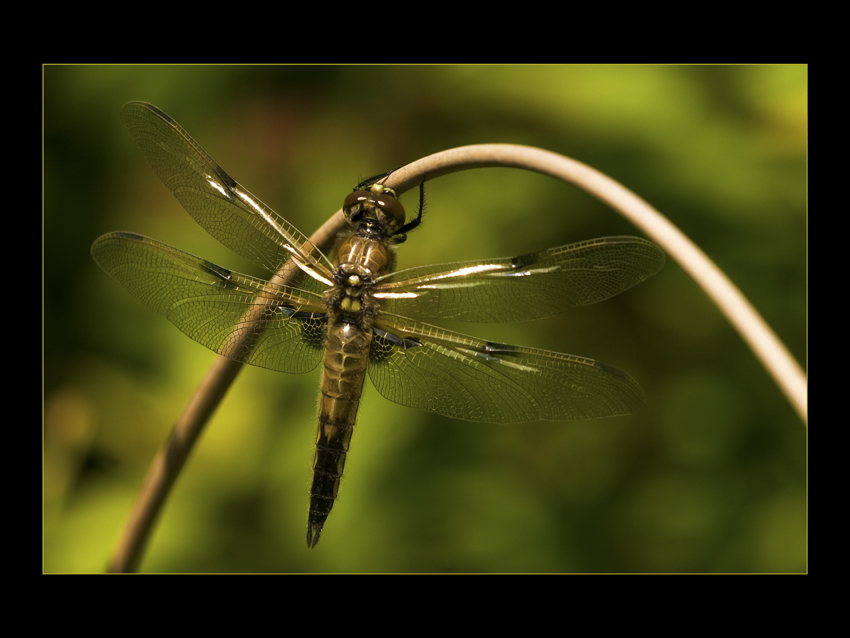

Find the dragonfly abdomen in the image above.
[{"left": 307, "top": 318, "right": 374, "bottom": 548}]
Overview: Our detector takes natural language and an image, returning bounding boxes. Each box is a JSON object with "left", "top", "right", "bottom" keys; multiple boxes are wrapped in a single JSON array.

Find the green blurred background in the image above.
[{"left": 44, "top": 65, "right": 806, "bottom": 573}]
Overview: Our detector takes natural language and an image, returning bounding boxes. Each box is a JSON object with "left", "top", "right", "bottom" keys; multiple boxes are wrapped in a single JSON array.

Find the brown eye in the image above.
[
  {"left": 343, "top": 190, "right": 370, "bottom": 219},
  {"left": 344, "top": 190, "right": 369, "bottom": 208},
  {"left": 376, "top": 195, "right": 406, "bottom": 230}
]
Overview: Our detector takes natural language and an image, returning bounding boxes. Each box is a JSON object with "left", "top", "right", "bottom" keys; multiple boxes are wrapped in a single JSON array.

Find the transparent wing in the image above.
[
  {"left": 374, "top": 236, "right": 664, "bottom": 322},
  {"left": 121, "top": 101, "right": 334, "bottom": 286},
  {"left": 369, "top": 314, "right": 644, "bottom": 423},
  {"left": 91, "top": 231, "right": 327, "bottom": 374}
]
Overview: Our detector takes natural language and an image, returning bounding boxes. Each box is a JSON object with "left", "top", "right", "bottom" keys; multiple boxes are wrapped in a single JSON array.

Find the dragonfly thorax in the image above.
[
  {"left": 329, "top": 261, "right": 379, "bottom": 319},
  {"left": 334, "top": 233, "right": 394, "bottom": 280}
]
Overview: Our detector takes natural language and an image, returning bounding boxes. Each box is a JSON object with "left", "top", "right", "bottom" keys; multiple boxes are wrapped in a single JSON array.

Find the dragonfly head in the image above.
[{"left": 343, "top": 184, "right": 406, "bottom": 234}]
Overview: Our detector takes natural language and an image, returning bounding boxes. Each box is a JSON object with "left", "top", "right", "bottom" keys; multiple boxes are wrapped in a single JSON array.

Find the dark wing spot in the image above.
[
  {"left": 112, "top": 231, "right": 145, "bottom": 241},
  {"left": 280, "top": 306, "right": 327, "bottom": 350},
  {"left": 146, "top": 103, "right": 172, "bottom": 123},
  {"left": 370, "top": 327, "right": 421, "bottom": 364},
  {"left": 214, "top": 163, "right": 237, "bottom": 189},
  {"left": 510, "top": 252, "right": 540, "bottom": 269}
]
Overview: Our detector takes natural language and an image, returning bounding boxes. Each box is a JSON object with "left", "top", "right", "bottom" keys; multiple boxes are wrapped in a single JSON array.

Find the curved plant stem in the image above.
[
  {"left": 383, "top": 145, "right": 807, "bottom": 425},
  {"left": 107, "top": 143, "right": 806, "bottom": 572}
]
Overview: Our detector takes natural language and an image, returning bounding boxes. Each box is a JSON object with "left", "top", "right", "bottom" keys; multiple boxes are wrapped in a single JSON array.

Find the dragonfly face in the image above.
[{"left": 92, "top": 102, "right": 665, "bottom": 549}]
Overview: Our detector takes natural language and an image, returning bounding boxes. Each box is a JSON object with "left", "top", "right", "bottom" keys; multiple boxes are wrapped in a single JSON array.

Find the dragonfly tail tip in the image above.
[{"left": 307, "top": 522, "right": 324, "bottom": 549}]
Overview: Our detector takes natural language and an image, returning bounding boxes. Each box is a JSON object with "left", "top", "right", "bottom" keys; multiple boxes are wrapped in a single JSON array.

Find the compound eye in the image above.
[
  {"left": 344, "top": 190, "right": 370, "bottom": 206},
  {"left": 375, "top": 193, "right": 406, "bottom": 230},
  {"left": 343, "top": 190, "right": 370, "bottom": 218}
]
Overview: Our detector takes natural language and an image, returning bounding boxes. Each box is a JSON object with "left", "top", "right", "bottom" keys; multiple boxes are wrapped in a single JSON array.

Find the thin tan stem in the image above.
[
  {"left": 108, "top": 143, "right": 806, "bottom": 572},
  {"left": 106, "top": 355, "right": 241, "bottom": 573}
]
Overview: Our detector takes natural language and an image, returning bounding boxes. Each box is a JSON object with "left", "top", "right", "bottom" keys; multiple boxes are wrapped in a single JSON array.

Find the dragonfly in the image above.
[{"left": 91, "top": 102, "right": 665, "bottom": 548}]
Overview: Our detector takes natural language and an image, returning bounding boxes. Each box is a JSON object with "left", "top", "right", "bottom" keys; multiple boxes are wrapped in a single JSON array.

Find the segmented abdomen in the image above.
[{"left": 307, "top": 319, "right": 373, "bottom": 548}]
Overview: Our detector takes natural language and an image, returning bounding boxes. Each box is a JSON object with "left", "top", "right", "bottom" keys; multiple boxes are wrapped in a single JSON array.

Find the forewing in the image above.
[
  {"left": 121, "top": 101, "right": 333, "bottom": 286},
  {"left": 369, "top": 315, "right": 644, "bottom": 423},
  {"left": 91, "top": 231, "right": 326, "bottom": 374},
  {"left": 374, "top": 236, "right": 664, "bottom": 322}
]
